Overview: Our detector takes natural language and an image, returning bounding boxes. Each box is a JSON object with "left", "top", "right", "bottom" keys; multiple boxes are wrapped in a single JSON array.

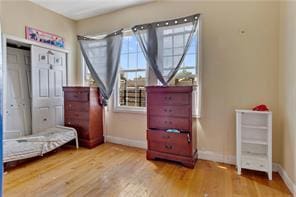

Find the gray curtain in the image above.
[
  {"left": 132, "top": 14, "right": 199, "bottom": 86},
  {"left": 78, "top": 29, "right": 123, "bottom": 106}
]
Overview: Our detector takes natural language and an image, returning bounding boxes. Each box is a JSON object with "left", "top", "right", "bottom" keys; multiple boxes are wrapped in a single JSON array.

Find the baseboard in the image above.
[
  {"left": 105, "top": 135, "right": 295, "bottom": 196},
  {"left": 198, "top": 150, "right": 236, "bottom": 165},
  {"left": 275, "top": 163, "right": 296, "bottom": 196},
  {"left": 105, "top": 135, "right": 147, "bottom": 149}
]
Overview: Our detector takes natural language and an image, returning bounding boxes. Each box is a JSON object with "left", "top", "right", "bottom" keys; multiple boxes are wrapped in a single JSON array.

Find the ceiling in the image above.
[{"left": 30, "top": 0, "right": 154, "bottom": 20}]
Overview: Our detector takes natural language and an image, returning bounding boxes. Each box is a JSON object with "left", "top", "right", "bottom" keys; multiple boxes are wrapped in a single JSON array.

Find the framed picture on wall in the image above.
[{"left": 25, "top": 26, "right": 64, "bottom": 48}]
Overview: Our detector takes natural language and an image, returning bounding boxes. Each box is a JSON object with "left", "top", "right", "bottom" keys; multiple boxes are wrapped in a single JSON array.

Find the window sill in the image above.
[
  {"left": 113, "top": 106, "right": 147, "bottom": 114},
  {"left": 113, "top": 106, "right": 201, "bottom": 118}
]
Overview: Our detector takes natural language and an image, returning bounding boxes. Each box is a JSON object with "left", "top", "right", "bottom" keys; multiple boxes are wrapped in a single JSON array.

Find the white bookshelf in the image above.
[{"left": 236, "top": 109, "right": 272, "bottom": 180}]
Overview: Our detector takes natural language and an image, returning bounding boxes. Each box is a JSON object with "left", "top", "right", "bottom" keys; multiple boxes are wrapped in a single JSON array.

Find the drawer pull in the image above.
[
  {"left": 187, "top": 133, "right": 191, "bottom": 143},
  {"left": 165, "top": 145, "right": 173, "bottom": 150},
  {"left": 164, "top": 121, "right": 172, "bottom": 124},
  {"left": 162, "top": 135, "right": 170, "bottom": 139},
  {"left": 67, "top": 122, "right": 71, "bottom": 125},
  {"left": 164, "top": 108, "right": 172, "bottom": 113},
  {"left": 43, "top": 118, "right": 47, "bottom": 121},
  {"left": 259, "top": 164, "right": 264, "bottom": 167}
]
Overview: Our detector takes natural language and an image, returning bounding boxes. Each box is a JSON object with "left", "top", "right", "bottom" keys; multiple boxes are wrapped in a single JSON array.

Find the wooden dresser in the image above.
[
  {"left": 63, "top": 87, "right": 104, "bottom": 148},
  {"left": 146, "top": 86, "right": 197, "bottom": 168}
]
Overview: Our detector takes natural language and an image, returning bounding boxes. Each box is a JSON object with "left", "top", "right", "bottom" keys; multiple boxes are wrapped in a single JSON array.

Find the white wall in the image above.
[
  {"left": 279, "top": 0, "right": 296, "bottom": 186},
  {"left": 0, "top": 1, "right": 78, "bottom": 85}
]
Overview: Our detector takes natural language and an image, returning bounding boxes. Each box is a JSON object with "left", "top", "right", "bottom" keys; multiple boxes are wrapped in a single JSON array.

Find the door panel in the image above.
[
  {"left": 32, "top": 46, "right": 66, "bottom": 133},
  {"left": 36, "top": 107, "right": 51, "bottom": 131},
  {"left": 39, "top": 69, "right": 50, "bottom": 97},
  {"left": 54, "top": 105, "right": 64, "bottom": 125},
  {"left": 5, "top": 47, "right": 31, "bottom": 137},
  {"left": 54, "top": 70, "right": 63, "bottom": 97},
  {"left": 38, "top": 53, "right": 48, "bottom": 64}
]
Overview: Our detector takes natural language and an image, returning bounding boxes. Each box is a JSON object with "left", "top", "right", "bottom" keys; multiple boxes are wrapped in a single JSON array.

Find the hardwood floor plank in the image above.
[{"left": 4, "top": 143, "right": 292, "bottom": 197}]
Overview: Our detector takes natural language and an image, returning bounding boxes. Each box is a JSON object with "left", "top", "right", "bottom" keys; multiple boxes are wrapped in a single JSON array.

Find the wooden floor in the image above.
[{"left": 4, "top": 143, "right": 291, "bottom": 197}]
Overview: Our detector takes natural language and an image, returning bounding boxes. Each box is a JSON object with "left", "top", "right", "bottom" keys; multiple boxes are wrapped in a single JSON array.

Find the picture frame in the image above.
[{"left": 25, "top": 26, "right": 64, "bottom": 48}]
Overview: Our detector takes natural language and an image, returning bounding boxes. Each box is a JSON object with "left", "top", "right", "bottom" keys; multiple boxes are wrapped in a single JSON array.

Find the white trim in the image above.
[
  {"left": 198, "top": 150, "right": 236, "bottom": 165},
  {"left": 5, "top": 34, "right": 69, "bottom": 53},
  {"left": 113, "top": 106, "right": 146, "bottom": 114},
  {"left": 105, "top": 135, "right": 147, "bottom": 149},
  {"left": 103, "top": 135, "right": 295, "bottom": 195},
  {"left": 275, "top": 163, "right": 296, "bottom": 196},
  {"left": 2, "top": 34, "right": 7, "bottom": 142}
]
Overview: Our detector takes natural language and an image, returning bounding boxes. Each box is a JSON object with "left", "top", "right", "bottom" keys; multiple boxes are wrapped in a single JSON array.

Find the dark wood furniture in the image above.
[
  {"left": 146, "top": 86, "right": 197, "bottom": 168},
  {"left": 63, "top": 86, "right": 104, "bottom": 148}
]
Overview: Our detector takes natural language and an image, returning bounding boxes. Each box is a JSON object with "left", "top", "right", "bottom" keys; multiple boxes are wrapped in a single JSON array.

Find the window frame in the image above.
[
  {"left": 113, "top": 30, "right": 148, "bottom": 113},
  {"left": 113, "top": 21, "right": 201, "bottom": 117}
]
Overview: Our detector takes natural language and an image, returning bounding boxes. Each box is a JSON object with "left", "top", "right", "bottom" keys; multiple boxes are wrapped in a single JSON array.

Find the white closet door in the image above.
[
  {"left": 31, "top": 46, "right": 66, "bottom": 133},
  {"left": 5, "top": 47, "right": 31, "bottom": 138}
]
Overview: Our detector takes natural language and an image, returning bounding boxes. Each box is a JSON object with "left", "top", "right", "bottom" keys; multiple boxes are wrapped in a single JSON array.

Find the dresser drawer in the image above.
[
  {"left": 147, "top": 130, "right": 191, "bottom": 144},
  {"left": 65, "top": 111, "right": 89, "bottom": 120},
  {"left": 65, "top": 101, "right": 89, "bottom": 112},
  {"left": 241, "top": 157, "right": 268, "bottom": 172},
  {"left": 148, "top": 141, "right": 191, "bottom": 157},
  {"left": 148, "top": 93, "right": 190, "bottom": 106},
  {"left": 149, "top": 116, "right": 190, "bottom": 131},
  {"left": 65, "top": 119, "right": 90, "bottom": 139},
  {"left": 149, "top": 105, "right": 190, "bottom": 118},
  {"left": 65, "top": 91, "right": 89, "bottom": 102}
]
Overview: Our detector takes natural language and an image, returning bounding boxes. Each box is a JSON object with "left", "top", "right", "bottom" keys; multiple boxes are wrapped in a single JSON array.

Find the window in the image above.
[
  {"left": 115, "top": 23, "right": 200, "bottom": 115},
  {"left": 81, "top": 22, "right": 201, "bottom": 115},
  {"left": 115, "top": 31, "right": 147, "bottom": 110},
  {"left": 82, "top": 40, "right": 107, "bottom": 86},
  {"left": 162, "top": 25, "right": 198, "bottom": 86}
]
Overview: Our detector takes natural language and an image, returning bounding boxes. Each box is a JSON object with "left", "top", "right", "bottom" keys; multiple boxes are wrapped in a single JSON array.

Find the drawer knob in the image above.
[
  {"left": 162, "top": 135, "right": 170, "bottom": 139},
  {"left": 165, "top": 145, "right": 172, "bottom": 149},
  {"left": 164, "top": 109, "right": 167, "bottom": 112},
  {"left": 43, "top": 118, "right": 47, "bottom": 121},
  {"left": 260, "top": 164, "right": 264, "bottom": 167}
]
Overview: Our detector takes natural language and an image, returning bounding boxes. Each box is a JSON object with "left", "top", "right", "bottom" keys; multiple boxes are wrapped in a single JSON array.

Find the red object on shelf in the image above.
[{"left": 252, "top": 104, "right": 269, "bottom": 111}]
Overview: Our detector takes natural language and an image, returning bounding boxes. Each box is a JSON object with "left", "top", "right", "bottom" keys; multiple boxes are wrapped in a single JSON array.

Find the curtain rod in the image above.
[{"left": 81, "top": 28, "right": 132, "bottom": 39}]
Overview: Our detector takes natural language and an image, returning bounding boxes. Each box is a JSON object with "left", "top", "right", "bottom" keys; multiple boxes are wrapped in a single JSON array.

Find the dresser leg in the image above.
[
  {"left": 146, "top": 151, "right": 155, "bottom": 160},
  {"left": 268, "top": 171, "right": 272, "bottom": 180},
  {"left": 181, "top": 160, "right": 196, "bottom": 169}
]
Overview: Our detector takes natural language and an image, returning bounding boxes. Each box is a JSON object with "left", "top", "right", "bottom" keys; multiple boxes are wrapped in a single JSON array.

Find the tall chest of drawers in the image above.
[
  {"left": 63, "top": 87, "right": 104, "bottom": 148},
  {"left": 146, "top": 86, "right": 197, "bottom": 168}
]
